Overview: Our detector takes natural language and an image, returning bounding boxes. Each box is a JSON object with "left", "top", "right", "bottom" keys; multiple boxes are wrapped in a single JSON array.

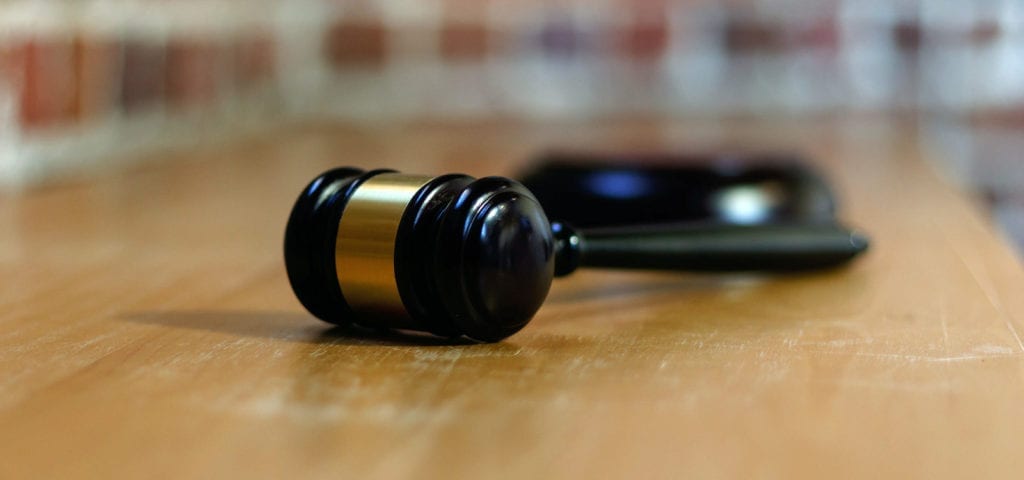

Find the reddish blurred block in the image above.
[
  {"left": 440, "top": 22, "right": 490, "bottom": 61},
  {"left": 323, "top": 19, "right": 388, "bottom": 68},
  {"left": 615, "top": 17, "right": 669, "bottom": 61},
  {"left": 3, "top": 38, "right": 76, "bottom": 131},
  {"left": 73, "top": 35, "right": 120, "bottom": 122},
  {"left": 232, "top": 32, "right": 276, "bottom": 89},
  {"left": 920, "top": 21, "right": 1000, "bottom": 46},
  {"left": 725, "top": 20, "right": 787, "bottom": 53},
  {"left": 792, "top": 17, "right": 839, "bottom": 51},
  {"left": 893, "top": 22, "right": 922, "bottom": 51},
  {"left": 0, "top": 43, "right": 18, "bottom": 102},
  {"left": 166, "top": 39, "right": 222, "bottom": 108},
  {"left": 969, "top": 21, "right": 1000, "bottom": 45},
  {"left": 120, "top": 40, "right": 166, "bottom": 112}
]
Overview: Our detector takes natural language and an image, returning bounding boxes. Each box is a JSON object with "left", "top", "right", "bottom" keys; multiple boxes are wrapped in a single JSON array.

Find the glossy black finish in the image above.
[
  {"left": 519, "top": 154, "right": 837, "bottom": 228},
  {"left": 284, "top": 167, "right": 388, "bottom": 325},
  {"left": 394, "top": 174, "right": 474, "bottom": 337},
  {"left": 551, "top": 222, "right": 582, "bottom": 277},
  {"left": 433, "top": 178, "right": 554, "bottom": 341},
  {"left": 285, "top": 169, "right": 554, "bottom": 342},
  {"left": 286, "top": 167, "right": 868, "bottom": 343},
  {"left": 574, "top": 222, "right": 869, "bottom": 272}
]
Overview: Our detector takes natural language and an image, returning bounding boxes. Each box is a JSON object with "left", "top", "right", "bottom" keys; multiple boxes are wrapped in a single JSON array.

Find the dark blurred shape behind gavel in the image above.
[{"left": 518, "top": 151, "right": 838, "bottom": 228}]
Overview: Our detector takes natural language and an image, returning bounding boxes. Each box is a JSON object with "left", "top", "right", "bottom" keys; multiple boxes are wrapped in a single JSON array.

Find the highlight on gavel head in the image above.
[{"left": 284, "top": 168, "right": 556, "bottom": 342}]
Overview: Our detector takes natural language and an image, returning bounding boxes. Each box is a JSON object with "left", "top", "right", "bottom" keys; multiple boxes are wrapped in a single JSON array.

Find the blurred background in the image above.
[{"left": 0, "top": 0, "right": 1022, "bottom": 253}]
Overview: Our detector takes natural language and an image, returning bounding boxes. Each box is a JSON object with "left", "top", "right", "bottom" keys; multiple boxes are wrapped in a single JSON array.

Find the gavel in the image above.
[{"left": 285, "top": 168, "right": 868, "bottom": 342}]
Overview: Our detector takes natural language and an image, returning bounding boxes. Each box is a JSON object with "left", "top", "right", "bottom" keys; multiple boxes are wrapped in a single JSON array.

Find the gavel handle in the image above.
[{"left": 555, "top": 222, "right": 869, "bottom": 275}]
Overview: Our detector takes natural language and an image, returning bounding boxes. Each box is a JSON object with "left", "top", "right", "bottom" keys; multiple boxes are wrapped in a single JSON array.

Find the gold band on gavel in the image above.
[{"left": 335, "top": 173, "right": 433, "bottom": 325}]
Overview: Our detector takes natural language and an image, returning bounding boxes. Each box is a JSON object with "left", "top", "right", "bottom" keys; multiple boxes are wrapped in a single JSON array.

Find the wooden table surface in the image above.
[{"left": 1, "top": 118, "right": 1022, "bottom": 479}]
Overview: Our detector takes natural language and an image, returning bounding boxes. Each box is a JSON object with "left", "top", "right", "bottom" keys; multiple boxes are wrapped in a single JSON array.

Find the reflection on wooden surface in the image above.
[{"left": 1, "top": 118, "right": 1022, "bottom": 478}]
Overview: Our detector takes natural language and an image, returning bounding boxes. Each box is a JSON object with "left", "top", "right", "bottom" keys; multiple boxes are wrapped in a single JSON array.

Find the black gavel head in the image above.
[{"left": 284, "top": 168, "right": 559, "bottom": 342}]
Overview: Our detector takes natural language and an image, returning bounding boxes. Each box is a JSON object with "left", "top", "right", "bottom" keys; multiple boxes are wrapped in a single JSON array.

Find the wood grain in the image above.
[{"left": 1, "top": 118, "right": 1022, "bottom": 479}]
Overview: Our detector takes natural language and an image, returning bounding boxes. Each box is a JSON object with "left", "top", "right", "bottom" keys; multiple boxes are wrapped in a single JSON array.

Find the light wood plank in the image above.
[{"left": 1, "top": 118, "right": 1022, "bottom": 479}]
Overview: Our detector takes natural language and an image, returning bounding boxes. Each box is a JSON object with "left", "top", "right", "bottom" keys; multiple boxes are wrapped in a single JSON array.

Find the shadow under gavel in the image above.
[{"left": 285, "top": 168, "right": 868, "bottom": 342}]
